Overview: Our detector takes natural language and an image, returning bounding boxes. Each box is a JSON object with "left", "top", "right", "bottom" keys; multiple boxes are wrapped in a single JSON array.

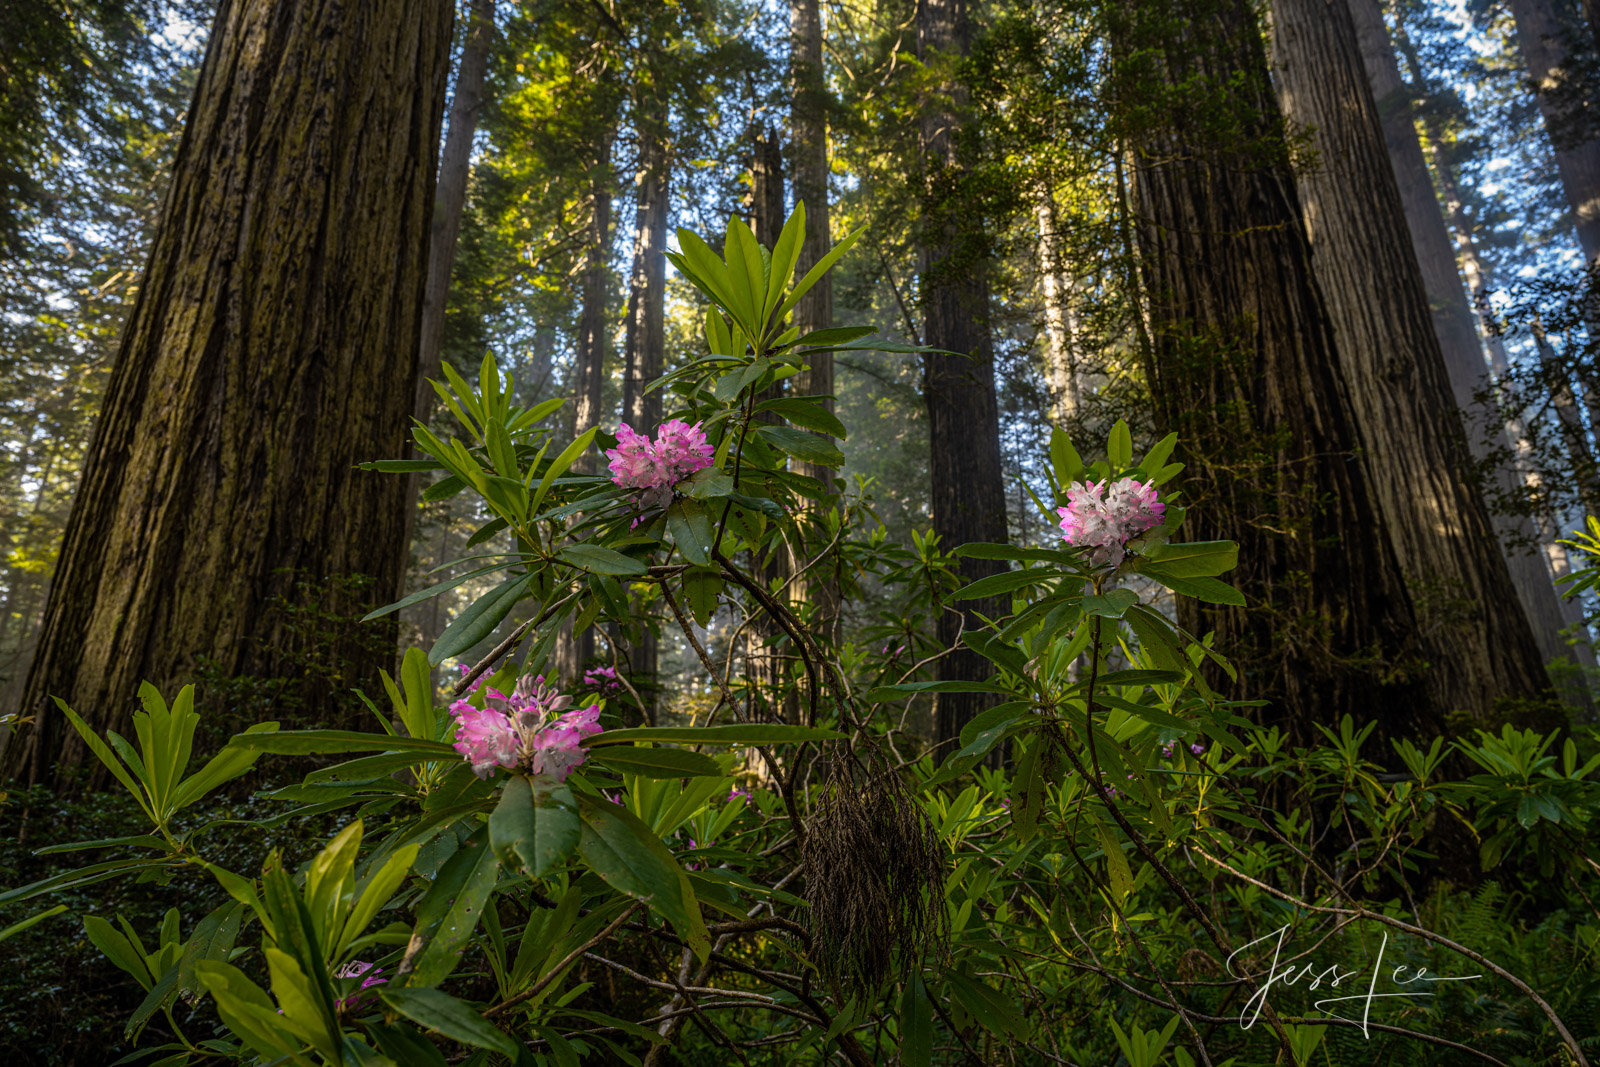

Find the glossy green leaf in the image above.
[
  {"left": 755, "top": 424, "right": 844, "bottom": 466},
  {"left": 407, "top": 830, "right": 500, "bottom": 988},
  {"left": 559, "top": 544, "right": 649, "bottom": 576},
  {"left": 576, "top": 795, "right": 710, "bottom": 961},
  {"left": 588, "top": 746, "right": 724, "bottom": 779},
  {"left": 586, "top": 724, "right": 845, "bottom": 747},
  {"left": 430, "top": 572, "right": 535, "bottom": 665},
  {"left": 489, "top": 775, "right": 580, "bottom": 879},
  {"left": 380, "top": 987, "right": 519, "bottom": 1056}
]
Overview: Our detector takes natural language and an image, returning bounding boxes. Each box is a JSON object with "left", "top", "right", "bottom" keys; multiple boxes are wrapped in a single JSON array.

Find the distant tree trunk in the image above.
[
  {"left": 556, "top": 146, "right": 613, "bottom": 685},
  {"left": 1113, "top": 0, "right": 1438, "bottom": 737},
  {"left": 917, "top": 0, "right": 1010, "bottom": 753},
  {"left": 1370, "top": 7, "right": 1594, "bottom": 673},
  {"left": 1268, "top": 0, "right": 1551, "bottom": 721},
  {"left": 787, "top": 0, "right": 840, "bottom": 641},
  {"left": 620, "top": 118, "right": 669, "bottom": 717},
  {"left": 415, "top": 0, "right": 496, "bottom": 424},
  {"left": 1035, "top": 182, "right": 1082, "bottom": 425},
  {"left": 3, "top": 0, "right": 454, "bottom": 787},
  {"left": 1506, "top": 0, "right": 1600, "bottom": 265},
  {"left": 750, "top": 124, "right": 785, "bottom": 249}
]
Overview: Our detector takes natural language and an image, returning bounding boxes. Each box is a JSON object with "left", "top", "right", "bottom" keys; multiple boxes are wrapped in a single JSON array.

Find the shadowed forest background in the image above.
[{"left": 1, "top": 0, "right": 1599, "bottom": 1063}]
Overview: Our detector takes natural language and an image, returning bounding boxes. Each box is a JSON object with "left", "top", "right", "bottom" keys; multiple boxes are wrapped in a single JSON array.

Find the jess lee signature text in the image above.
[{"left": 1225, "top": 925, "right": 1481, "bottom": 1036}]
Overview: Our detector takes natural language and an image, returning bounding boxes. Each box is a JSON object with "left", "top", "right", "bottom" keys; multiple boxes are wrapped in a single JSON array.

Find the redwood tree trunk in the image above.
[
  {"left": 1036, "top": 182, "right": 1082, "bottom": 424},
  {"left": 1369, "top": 3, "right": 1593, "bottom": 674},
  {"left": 4, "top": 0, "right": 454, "bottom": 786},
  {"left": 1269, "top": 0, "right": 1551, "bottom": 720},
  {"left": 414, "top": 0, "right": 496, "bottom": 424},
  {"left": 917, "top": 0, "right": 1010, "bottom": 752},
  {"left": 1506, "top": 0, "right": 1600, "bottom": 265},
  {"left": 621, "top": 118, "right": 669, "bottom": 716},
  {"left": 1114, "top": 0, "right": 1437, "bottom": 736},
  {"left": 786, "top": 0, "right": 840, "bottom": 639}
]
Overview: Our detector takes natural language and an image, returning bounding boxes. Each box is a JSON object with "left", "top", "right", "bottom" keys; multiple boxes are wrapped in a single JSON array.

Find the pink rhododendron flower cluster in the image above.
[
  {"left": 606, "top": 420, "right": 714, "bottom": 491},
  {"left": 333, "top": 961, "right": 387, "bottom": 1013},
  {"left": 583, "top": 665, "right": 621, "bottom": 691},
  {"left": 1056, "top": 477, "right": 1165, "bottom": 566},
  {"left": 448, "top": 672, "right": 602, "bottom": 780}
]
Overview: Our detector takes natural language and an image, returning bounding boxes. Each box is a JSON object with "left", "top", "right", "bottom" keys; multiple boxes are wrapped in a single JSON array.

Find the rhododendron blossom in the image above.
[
  {"left": 1056, "top": 477, "right": 1165, "bottom": 566},
  {"left": 583, "top": 665, "right": 621, "bottom": 691},
  {"left": 447, "top": 674, "right": 602, "bottom": 780},
  {"left": 333, "top": 961, "right": 387, "bottom": 1013},
  {"left": 605, "top": 420, "right": 714, "bottom": 491}
]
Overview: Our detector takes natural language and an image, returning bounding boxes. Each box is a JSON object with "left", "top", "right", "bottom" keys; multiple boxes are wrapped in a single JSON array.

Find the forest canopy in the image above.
[{"left": 1, "top": 0, "right": 1598, "bottom": 1064}]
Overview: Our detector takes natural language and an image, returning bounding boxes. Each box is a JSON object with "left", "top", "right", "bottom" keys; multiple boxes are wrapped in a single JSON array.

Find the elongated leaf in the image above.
[
  {"left": 84, "top": 915, "right": 152, "bottom": 988},
  {"left": 0, "top": 903, "right": 65, "bottom": 943},
  {"left": 1140, "top": 567, "right": 1246, "bottom": 606},
  {"left": 588, "top": 746, "right": 724, "bottom": 779},
  {"left": 1107, "top": 419, "right": 1132, "bottom": 469},
  {"left": 1082, "top": 589, "right": 1139, "bottom": 618},
  {"left": 490, "top": 776, "right": 580, "bottom": 878},
  {"left": 1049, "top": 427, "right": 1085, "bottom": 487},
  {"left": 954, "top": 542, "right": 1079, "bottom": 566},
  {"left": 755, "top": 397, "right": 847, "bottom": 439},
  {"left": 195, "top": 960, "right": 308, "bottom": 1064},
  {"left": 226, "top": 730, "right": 456, "bottom": 757},
  {"left": 774, "top": 223, "right": 865, "bottom": 323},
  {"left": 666, "top": 500, "right": 713, "bottom": 566},
  {"left": 945, "top": 971, "right": 1029, "bottom": 1039},
  {"left": 559, "top": 544, "right": 648, "bottom": 576},
  {"left": 432, "top": 572, "right": 535, "bottom": 666},
  {"left": 755, "top": 425, "right": 844, "bottom": 467},
  {"left": 585, "top": 724, "right": 845, "bottom": 747},
  {"left": 407, "top": 831, "right": 500, "bottom": 988},
  {"left": 901, "top": 972, "right": 933, "bottom": 1067},
  {"left": 1139, "top": 540, "right": 1238, "bottom": 578},
  {"left": 362, "top": 565, "right": 505, "bottom": 622},
  {"left": 952, "top": 568, "right": 1076, "bottom": 602},
  {"left": 33, "top": 835, "right": 168, "bottom": 856},
  {"left": 863, "top": 680, "right": 1010, "bottom": 703},
  {"left": 532, "top": 427, "right": 596, "bottom": 518},
  {"left": 577, "top": 795, "right": 710, "bottom": 961},
  {"left": 381, "top": 987, "right": 519, "bottom": 1056}
]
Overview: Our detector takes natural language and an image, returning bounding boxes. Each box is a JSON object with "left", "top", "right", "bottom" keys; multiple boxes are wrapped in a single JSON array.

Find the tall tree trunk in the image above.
[
  {"left": 2, "top": 0, "right": 454, "bottom": 787},
  {"left": 750, "top": 123, "right": 785, "bottom": 249},
  {"left": 414, "top": 0, "right": 496, "bottom": 424},
  {"left": 1506, "top": 0, "right": 1600, "bottom": 265},
  {"left": 1369, "top": 7, "right": 1595, "bottom": 673},
  {"left": 1114, "top": 0, "right": 1438, "bottom": 737},
  {"left": 1268, "top": 0, "right": 1551, "bottom": 721},
  {"left": 787, "top": 0, "right": 840, "bottom": 641},
  {"left": 621, "top": 118, "right": 669, "bottom": 718},
  {"left": 556, "top": 148, "right": 613, "bottom": 685},
  {"left": 917, "top": 0, "right": 1010, "bottom": 753},
  {"left": 1035, "top": 182, "right": 1082, "bottom": 424}
]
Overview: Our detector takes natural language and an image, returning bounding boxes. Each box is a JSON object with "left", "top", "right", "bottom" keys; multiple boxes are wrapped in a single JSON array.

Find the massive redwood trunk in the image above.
[
  {"left": 917, "top": 0, "right": 1010, "bottom": 752},
  {"left": 1355, "top": 0, "right": 1591, "bottom": 676},
  {"left": 3, "top": 0, "right": 454, "bottom": 786},
  {"left": 1269, "top": 0, "right": 1552, "bottom": 721},
  {"left": 1112, "top": 0, "right": 1438, "bottom": 736}
]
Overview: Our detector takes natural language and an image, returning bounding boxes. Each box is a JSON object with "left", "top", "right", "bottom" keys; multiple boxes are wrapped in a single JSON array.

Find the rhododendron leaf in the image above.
[
  {"left": 944, "top": 971, "right": 1030, "bottom": 1040},
  {"left": 670, "top": 232, "right": 750, "bottom": 337},
  {"left": 338, "top": 843, "right": 418, "bottom": 959},
  {"left": 666, "top": 500, "right": 714, "bottom": 565},
  {"left": 682, "top": 568, "right": 723, "bottom": 627},
  {"left": 724, "top": 217, "right": 768, "bottom": 334},
  {"left": 1011, "top": 738, "right": 1045, "bottom": 842},
  {"left": 1107, "top": 419, "right": 1133, "bottom": 469},
  {"left": 85, "top": 914, "right": 152, "bottom": 989},
  {"left": 195, "top": 960, "right": 311, "bottom": 1064},
  {"left": 170, "top": 720, "right": 280, "bottom": 812},
  {"left": 755, "top": 425, "right": 843, "bottom": 467},
  {"left": 1049, "top": 427, "right": 1084, "bottom": 490},
  {"left": 774, "top": 223, "right": 865, "bottom": 324},
  {"left": 264, "top": 946, "right": 340, "bottom": 1059},
  {"left": 588, "top": 746, "right": 723, "bottom": 779},
  {"left": 1136, "top": 432, "right": 1179, "bottom": 476},
  {"left": 682, "top": 468, "right": 735, "bottom": 501},
  {"left": 1093, "top": 820, "right": 1134, "bottom": 904},
  {"left": 576, "top": 794, "right": 711, "bottom": 962},
  {"left": 901, "top": 972, "right": 934, "bottom": 1067},
  {"left": 755, "top": 397, "right": 847, "bottom": 439},
  {"left": 490, "top": 776, "right": 580, "bottom": 879},
  {"left": 952, "top": 567, "right": 1077, "bottom": 602},
  {"left": 1082, "top": 589, "right": 1139, "bottom": 619},
  {"left": 765, "top": 203, "right": 805, "bottom": 318},
  {"left": 559, "top": 544, "right": 649, "bottom": 576},
  {"left": 381, "top": 987, "right": 520, "bottom": 1056},
  {"left": 1139, "top": 567, "right": 1246, "bottom": 606},
  {"left": 585, "top": 724, "right": 845, "bottom": 746},
  {"left": 531, "top": 426, "right": 595, "bottom": 517},
  {"left": 226, "top": 729, "right": 457, "bottom": 756},
  {"left": 438, "top": 362, "right": 484, "bottom": 436},
  {"left": 430, "top": 572, "right": 536, "bottom": 665},
  {"left": 1139, "top": 540, "right": 1238, "bottom": 578},
  {"left": 788, "top": 324, "right": 875, "bottom": 349},
  {"left": 54, "top": 699, "right": 149, "bottom": 817},
  {"left": 406, "top": 831, "right": 499, "bottom": 989},
  {"left": 960, "top": 632, "right": 1030, "bottom": 678}
]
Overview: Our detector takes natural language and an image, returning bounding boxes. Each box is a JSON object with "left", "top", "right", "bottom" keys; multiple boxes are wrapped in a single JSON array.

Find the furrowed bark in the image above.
[
  {"left": 1113, "top": 0, "right": 1439, "bottom": 737},
  {"left": 1269, "top": 0, "right": 1552, "bottom": 722},
  {"left": 916, "top": 0, "right": 1010, "bottom": 754},
  {"left": 4, "top": 0, "right": 455, "bottom": 786}
]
